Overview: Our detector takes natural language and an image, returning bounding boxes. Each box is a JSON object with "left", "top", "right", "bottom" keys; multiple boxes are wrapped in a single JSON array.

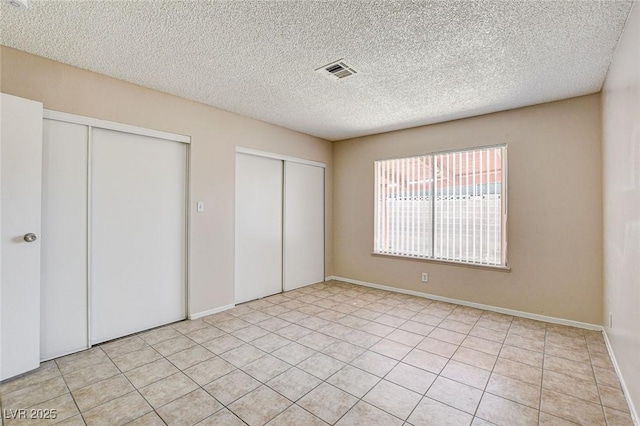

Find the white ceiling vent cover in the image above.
[{"left": 315, "top": 59, "right": 358, "bottom": 81}]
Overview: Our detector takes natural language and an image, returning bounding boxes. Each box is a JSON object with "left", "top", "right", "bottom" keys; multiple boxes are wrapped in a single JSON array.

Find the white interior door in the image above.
[
  {"left": 284, "top": 162, "right": 325, "bottom": 291},
  {"left": 0, "top": 93, "right": 43, "bottom": 380},
  {"left": 235, "top": 153, "right": 283, "bottom": 303},
  {"left": 91, "top": 128, "right": 187, "bottom": 344},
  {"left": 41, "top": 119, "right": 89, "bottom": 360}
]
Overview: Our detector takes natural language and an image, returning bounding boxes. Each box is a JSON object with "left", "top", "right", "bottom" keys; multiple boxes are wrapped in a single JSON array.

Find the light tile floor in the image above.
[{"left": 0, "top": 280, "right": 634, "bottom": 426}]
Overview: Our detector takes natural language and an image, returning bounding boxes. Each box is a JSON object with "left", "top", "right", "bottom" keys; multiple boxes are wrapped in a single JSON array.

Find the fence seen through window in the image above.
[{"left": 374, "top": 146, "right": 506, "bottom": 267}]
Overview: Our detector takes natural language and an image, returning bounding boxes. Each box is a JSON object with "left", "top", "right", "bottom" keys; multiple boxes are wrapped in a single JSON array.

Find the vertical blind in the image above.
[{"left": 374, "top": 146, "right": 506, "bottom": 266}]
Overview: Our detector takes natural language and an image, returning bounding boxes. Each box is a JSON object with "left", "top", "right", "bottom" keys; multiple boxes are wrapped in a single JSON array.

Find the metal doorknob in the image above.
[{"left": 23, "top": 233, "right": 37, "bottom": 243}]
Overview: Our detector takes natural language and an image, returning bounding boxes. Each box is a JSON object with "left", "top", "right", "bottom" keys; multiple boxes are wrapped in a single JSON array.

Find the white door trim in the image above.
[
  {"left": 44, "top": 110, "right": 190, "bottom": 144},
  {"left": 236, "top": 147, "right": 326, "bottom": 168}
]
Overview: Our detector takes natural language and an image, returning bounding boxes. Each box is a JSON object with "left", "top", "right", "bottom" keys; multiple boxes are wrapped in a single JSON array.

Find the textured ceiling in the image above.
[{"left": 0, "top": 1, "right": 634, "bottom": 141}]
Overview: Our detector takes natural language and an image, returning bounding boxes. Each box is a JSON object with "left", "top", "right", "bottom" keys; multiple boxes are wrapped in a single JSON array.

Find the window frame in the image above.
[{"left": 373, "top": 144, "right": 509, "bottom": 271}]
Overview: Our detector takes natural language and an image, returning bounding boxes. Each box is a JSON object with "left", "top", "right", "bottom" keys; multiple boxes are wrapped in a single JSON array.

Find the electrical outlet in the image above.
[
  {"left": 421, "top": 272, "right": 428, "bottom": 283},
  {"left": 609, "top": 312, "right": 613, "bottom": 328}
]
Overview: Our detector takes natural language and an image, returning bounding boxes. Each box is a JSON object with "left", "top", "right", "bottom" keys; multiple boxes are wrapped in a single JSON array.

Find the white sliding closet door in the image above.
[
  {"left": 91, "top": 128, "right": 187, "bottom": 344},
  {"left": 41, "top": 120, "right": 89, "bottom": 360},
  {"left": 284, "top": 162, "right": 325, "bottom": 290},
  {"left": 235, "top": 153, "right": 283, "bottom": 303}
]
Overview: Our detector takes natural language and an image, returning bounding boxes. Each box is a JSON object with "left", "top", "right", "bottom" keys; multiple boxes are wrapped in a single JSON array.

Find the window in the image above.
[{"left": 374, "top": 145, "right": 507, "bottom": 267}]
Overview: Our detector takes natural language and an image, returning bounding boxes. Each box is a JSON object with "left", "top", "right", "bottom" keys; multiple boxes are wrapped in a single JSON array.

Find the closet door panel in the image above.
[
  {"left": 283, "top": 162, "right": 325, "bottom": 290},
  {"left": 235, "top": 153, "right": 283, "bottom": 303},
  {"left": 41, "top": 119, "right": 89, "bottom": 360},
  {"left": 91, "top": 128, "right": 186, "bottom": 344}
]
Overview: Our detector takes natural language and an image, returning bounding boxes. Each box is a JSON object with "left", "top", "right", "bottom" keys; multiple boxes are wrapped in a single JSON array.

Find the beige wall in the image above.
[
  {"left": 0, "top": 46, "right": 333, "bottom": 316},
  {"left": 602, "top": 2, "right": 640, "bottom": 419},
  {"left": 333, "top": 94, "right": 603, "bottom": 324}
]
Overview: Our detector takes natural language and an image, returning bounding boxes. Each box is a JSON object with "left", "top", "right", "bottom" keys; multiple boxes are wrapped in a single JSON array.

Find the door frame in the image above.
[
  {"left": 235, "top": 146, "right": 326, "bottom": 299},
  {"left": 236, "top": 147, "right": 325, "bottom": 169},
  {"left": 43, "top": 110, "right": 191, "bottom": 348}
]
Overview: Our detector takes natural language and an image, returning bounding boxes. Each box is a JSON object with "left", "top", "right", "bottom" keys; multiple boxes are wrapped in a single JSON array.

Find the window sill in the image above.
[{"left": 371, "top": 252, "right": 511, "bottom": 272}]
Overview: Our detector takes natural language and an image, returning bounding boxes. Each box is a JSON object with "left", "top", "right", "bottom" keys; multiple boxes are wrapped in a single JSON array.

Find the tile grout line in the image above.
[
  {"left": 55, "top": 364, "right": 85, "bottom": 426},
  {"left": 537, "top": 325, "right": 547, "bottom": 425},
  {"left": 247, "top": 287, "right": 413, "bottom": 424},
  {"left": 4, "top": 281, "right": 627, "bottom": 426},
  {"left": 90, "top": 342, "right": 163, "bottom": 425},
  {"left": 353, "top": 297, "right": 486, "bottom": 423},
  {"left": 468, "top": 312, "right": 508, "bottom": 423},
  {"left": 588, "top": 330, "right": 611, "bottom": 424},
  {"left": 95, "top": 326, "right": 200, "bottom": 424},
  {"left": 107, "top": 326, "right": 233, "bottom": 425},
  {"left": 8, "top": 361, "right": 82, "bottom": 425},
  {"left": 166, "top": 327, "right": 315, "bottom": 425}
]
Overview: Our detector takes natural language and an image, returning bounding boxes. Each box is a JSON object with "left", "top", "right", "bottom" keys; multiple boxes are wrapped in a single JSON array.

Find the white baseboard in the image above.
[
  {"left": 325, "top": 276, "right": 602, "bottom": 331},
  {"left": 603, "top": 330, "right": 639, "bottom": 425},
  {"left": 189, "top": 304, "right": 235, "bottom": 320}
]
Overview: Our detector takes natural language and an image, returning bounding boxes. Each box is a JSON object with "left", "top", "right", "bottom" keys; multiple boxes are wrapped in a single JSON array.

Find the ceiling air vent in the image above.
[{"left": 315, "top": 59, "right": 358, "bottom": 81}]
